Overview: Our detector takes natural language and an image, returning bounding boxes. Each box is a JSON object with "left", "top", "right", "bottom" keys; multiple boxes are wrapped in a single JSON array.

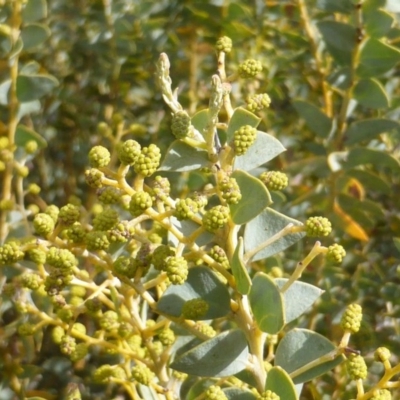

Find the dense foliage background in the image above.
[{"left": 1, "top": 0, "right": 400, "bottom": 399}]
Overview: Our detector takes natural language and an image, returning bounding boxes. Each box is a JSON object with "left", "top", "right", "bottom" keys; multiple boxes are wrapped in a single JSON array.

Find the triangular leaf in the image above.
[
  {"left": 17, "top": 74, "right": 58, "bottom": 102},
  {"left": 231, "top": 237, "right": 252, "bottom": 295},
  {"left": 353, "top": 78, "right": 389, "bottom": 109},
  {"left": 358, "top": 38, "right": 400, "bottom": 77},
  {"left": 233, "top": 131, "right": 286, "bottom": 172},
  {"left": 275, "top": 328, "right": 345, "bottom": 384},
  {"left": 223, "top": 388, "right": 258, "bottom": 399},
  {"left": 276, "top": 279, "right": 324, "bottom": 324},
  {"left": 22, "top": 0, "right": 47, "bottom": 22},
  {"left": 364, "top": 9, "right": 394, "bottom": 38},
  {"left": 344, "top": 118, "right": 399, "bottom": 144},
  {"left": 156, "top": 266, "right": 231, "bottom": 320},
  {"left": 249, "top": 273, "right": 285, "bottom": 334},
  {"left": 170, "top": 329, "right": 249, "bottom": 377},
  {"left": 21, "top": 23, "right": 50, "bottom": 50},
  {"left": 230, "top": 170, "right": 272, "bottom": 225},
  {"left": 317, "top": 21, "right": 356, "bottom": 66},
  {"left": 293, "top": 100, "right": 333, "bottom": 138},
  {"left": 244, "top": 208, "right": 305, "bottom": 261},
  {"left": 344, "top": 147, "right": 400, "bottom": 172},
  {"left": 191, "top": 108, "right": 209, "bottom": 139},
  {"left": 159, "top": 140, "right": 209, "bottom": 172},
  {"left": 265, "top": 367, "right": 298, "bottom": 400}
]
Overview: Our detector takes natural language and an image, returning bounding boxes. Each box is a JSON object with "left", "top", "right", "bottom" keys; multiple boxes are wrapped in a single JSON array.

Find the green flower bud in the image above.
[
  {"left": 209, "top": 245, "right": 230, "bottom": 269},
  {"left": 117, "top": 139, "right": 141, "bottom": 165},
  {"left": 65, "top": 222, "right": 87, "bottom": 243},
  {"left": 59, "top": 203, "right": 80, "bottom": 226},
  {"left": 246, "top": 93, "right": 271, "bottom": 112},
  {"left": 70, "top": 343, "right": 88, "bottom": 362},
  {"left": 88, "top": 145, "right": 111, "bottom": 168},
  {"left": 0, "top": 241, "right": 24, "bottom": 265},
  {"left": 233, "top": 125, "right": 257, "bottom": 156},
  {"left": 25, "top": 140, "right": 38, "bottom": 154},
  {"left": 107, "top": 221, "right": 134, "bottom": 243},
  {"left": 60, "top": 335, "right": 77, "bottom": 356},
  {"left": 204, "top": 385, "right": 228, "bottom": 400},
  {"left": 238, "top": 59, "right": 263, "bottom": 78},
  {"left": 129, "top": 191, "right": 153, "bottom": 216},
  {"left": 52, "top": 326, "right": 65, "bottom": 344},
  {"left": 326, "top": 244, "right": 346, "bottom": 264},
  {"left": 131, "top": 364, "right": 154, "bottom": 386},
  {"left": 133, "top": 144, "right": 161, "bottom": 177},
  {"left": 259, "top": 171, "right": 288, "bottom": 191},
  {"left": 46, "top": 247, "right": 77, "bottom": 272},
  {"left": 71, "top": 322, "right": 87, "bottom": 335},
  {"left": 158, "top": 327, "right": 175, "bottom": 346},
  {"left": 27, "top": 248, "right": 46, "bottom": 265},
  {"left": 216, "top": 36, "right": 232, "bottom": 53},
  {"left": 85, "top": 168, "right": 104, "bottom": 188},
  {"left": 340, "top": 303, "right": 362, "bottom": 334},
  {"left": 97, "top": 186, "right": 122, "bottom": 205},
  {"left": 171, "top": 110, "right": 191, "bottom": 139},
  {"left": 346, "top": 354, "right": 367, "bottom": 380},
  {"left": 85, "top": 230, "right": 110, "bottom": 251},
  {"left": 27, "top": 183, "right": 41, "bottom": 195},
  {"left": 92, "top": 208, "right": 119, "bottom": 231},
  {"left": 174, "top": 198, "right": 199, "bottom": 220},
  {"left": 165, "top": 256, "right": 188, "bottom": 285},
  {"left": 20, "top": 272, "right": 42, "bottom": 290},
  {"left": 113, "top": 255, "right": 137, "bottom": 278},
  {"left": 93, "top": 364, "right": 126, "bottom": 383},
  {"left": 305, "top": 216, "right": 332, "bottom": 237},
  {"left": 57, "top": 307, "right": 75, "bottom": 323},
  {"left": 219, "top": 176, "right": 242, "bottom": 204},
  {"left": 99, "top": 310, "right": 120, "bottom": 332},
  {"left": 150, "top": 175, "right": 171, "bottom": 203},
  {"left": 181, "top": 298, "right": 209, "bottom": 320},
  {"left": 45, "top": 204, "right": 60, "bottom": 222},
  {"left": 152, "top": 245, "right": 175, "bottom": 271},
  {"left": 374, "top": 347, "right": 391, "bottom": 363},
  {"left": 33, "top": 213, "right": 55, "bottom": 237},
  {"left": 203, "top": 205, "right": 230, "bottom": 232}
]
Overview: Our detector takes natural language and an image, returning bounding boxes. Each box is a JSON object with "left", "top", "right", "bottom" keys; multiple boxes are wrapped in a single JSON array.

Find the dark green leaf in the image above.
[
  {"left": 16, "top": 74, "right": 58, "bottom": 102},
  {"left": 170, "top": 329, "right": 249, "bottom": 377},
  {"left": 156, "top": 266, "right": 231, "bottom": 320},
  {"left": 358, "top": 38, "right": 400, "bottom": 77},
  {"left": 15, "top": 124, "right": 47, "bottom": 149},
  {"left": 316, "top": 0, "right": 354, "bottom": 13},
  {"left": 364, "top": 9, "right": 394, "bottom": 38},
  {"left": 344, "top": 118, "right": 400, "bottom": 144},
  {"left": 230, "top": 170, "right": 272, "bottom": 225},
  {"left": 159, "top": 141, "right": 209, "bottom": 172},
  {"left": 249, "top": 273, "right": 285, "bottom": 334},
  {"left": 244, "top": 208, "right": 305, "bottom": 261},
  {"left": 353, "top": 78, "right": 389, "bottom": 109},
  {"left": 317, "top": 21, "right": 356, "bottom": 66},
  {"left": 293, "top": 100, "right": 333, "bottom": 138},
  {"left": 275, "top": 279, "right": 324, "bottom": 324},
  {"left": 346, "top": 169, "right": 391, "bottom": 195},
  {"left": 275, "top": 329, "right": 345, "bottom": 384},
  {"left": 21, "top": 23, "right": 50, "bottom": 50},
  {"left": 226, "top": 108, "right": 261, "bottom": 143},
  {"left": 265, "top": 367, "right": 298, "bottom": 400},
  {"left": 344, "top": 148, "right": 400, "bottom": 171},
  {"left": 22, "top": 0, "right": 47, "bottom": 22},
  {"left": 233, "top": 131, "right": 286, "bottom": 171},
  {"left": 231, "top": 237, "right": 252, "bottom": 295}
]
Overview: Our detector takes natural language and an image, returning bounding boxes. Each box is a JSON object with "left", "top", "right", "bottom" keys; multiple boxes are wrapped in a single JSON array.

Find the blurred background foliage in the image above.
[{"left": 1, "top": 0, "right": 400, "bottom": 398}]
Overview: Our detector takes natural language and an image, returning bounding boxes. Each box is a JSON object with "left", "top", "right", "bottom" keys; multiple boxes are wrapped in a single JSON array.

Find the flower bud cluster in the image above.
[
  {"left": 340, "top": 303, "right": 362, "bottom": 334},
  {"left": 346, "top": 354, "right": 367, "bottom": 380},
  {"left": 233, "top": 125, "right": 257, "bottom": 156},
  {"left": 259, "top": 171, "right": 288, "bottom": 191},
  {"left": 305, "top": 216, "right": 332, "bottom": 237}
]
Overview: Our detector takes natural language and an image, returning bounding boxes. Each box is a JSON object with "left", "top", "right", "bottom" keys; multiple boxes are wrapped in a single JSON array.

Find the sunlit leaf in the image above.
[{"left": 353, "top": 78, "right": 389, "bottom": 109}]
